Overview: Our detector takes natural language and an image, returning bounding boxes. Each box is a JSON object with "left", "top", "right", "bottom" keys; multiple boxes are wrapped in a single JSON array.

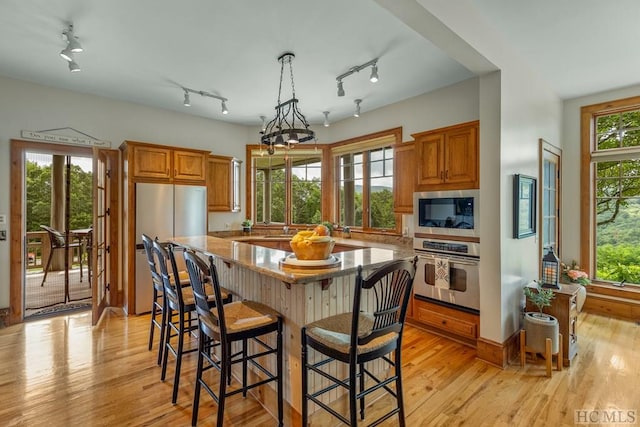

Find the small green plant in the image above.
[
  {"left": 524, "top": 281, "right": 555, "bottom": 313},
  {"left": 321, "top": 221, "right": 334, "bottom": 234},
  {"left": 241, "top": 219, "right": 252, "bottom": 227}
]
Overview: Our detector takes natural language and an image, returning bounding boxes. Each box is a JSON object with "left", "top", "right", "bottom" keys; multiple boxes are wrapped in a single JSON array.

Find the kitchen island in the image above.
[{"left": 171, "top": 235, "right": 414, "bottom": 424}]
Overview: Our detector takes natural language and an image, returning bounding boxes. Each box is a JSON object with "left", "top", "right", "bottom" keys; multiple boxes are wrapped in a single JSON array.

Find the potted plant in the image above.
[
  {"left": 241, "top": 219, "right": 252, "bottom": 233},
  {"left": 523, "top": 281, "right": 560, "bottom": 356},
  {"left": 561, "top": 260, "right": 590, "bottom": 312},
  {"left": 321, "top": 221, "right": 334, "bottom": 236}
]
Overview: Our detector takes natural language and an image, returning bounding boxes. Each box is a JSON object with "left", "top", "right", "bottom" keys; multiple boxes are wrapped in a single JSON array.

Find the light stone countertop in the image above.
[{"left": 171, "top": 235, "right": 415, "bottom": 286}]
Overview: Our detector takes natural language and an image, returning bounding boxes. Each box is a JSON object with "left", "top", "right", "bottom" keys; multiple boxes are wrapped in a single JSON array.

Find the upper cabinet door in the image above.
[
  {"left": 445, "top": 124, "right": 478, "bottom": 186},
  {"left": 207, "top": 155, "right": 232, "bottom": 212},
  {"left": 413, "top": 121, "right": 479, "bottom": 191},
  {"left": 415, "top": 133, "right": 445, "bottom": 187},
  {"left": 393, "top": 141, "right": 415, "bottom": 213},
  {"left": 132, "top": 145, "right": 171, "bottom": 179},
  {"left": 174, "top": 150, "right": 206, "bottom": 181}
]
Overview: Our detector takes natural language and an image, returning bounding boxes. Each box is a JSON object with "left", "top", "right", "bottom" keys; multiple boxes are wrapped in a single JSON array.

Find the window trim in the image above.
[
  {"left": 538, "top": 138, "right": 562, "bottom": 272},
  {"left": 330, "top": 128, "right": 402, "bottom": 234},
  {"left": 580, "top": 94, "right": 640, "bottom": 281}
]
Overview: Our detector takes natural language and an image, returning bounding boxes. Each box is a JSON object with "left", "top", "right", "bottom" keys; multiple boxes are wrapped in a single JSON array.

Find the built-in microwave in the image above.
[{"left": 413, "top": 190, "right": 480, "bottom": 239}]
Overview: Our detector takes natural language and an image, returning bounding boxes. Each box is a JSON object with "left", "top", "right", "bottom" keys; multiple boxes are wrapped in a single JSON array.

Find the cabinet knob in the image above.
[
  {"left": 445, "top": 170, "right": 449, "bottom": 179},
  {"left": 442, "top": 320, "right": 447, "bottom": 325},
  {"left": 440, "top": 171, "right": 444, "bottom": 180},
  {"left": 174, "top": 169, "right": 177, "bottom": 176}
]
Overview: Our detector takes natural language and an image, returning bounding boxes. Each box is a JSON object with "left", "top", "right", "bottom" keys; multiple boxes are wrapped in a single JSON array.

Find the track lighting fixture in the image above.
[
  {"left": 370, "top": 63, "right": 379, "bottom": 83},
  {"left": 260, "top": 115, "right": 267, "bottom": 132},
  {"left": 335, "top": 58, "right": 379, "bottom": 97},
  {"left": 68, "top": 60, "right": 81, "bottom": 73},
  {"left": 180, "top": 87, "right": 229, "bottom": 115},
  {"left": 354, "top": 99, "right": 361, "bottom": 118},
  {"left": 260, "top": 52, "right": 314, "bottom": 155},
  {"left": 60, "top": 23, "right": 83, "bottom": 72},
  {"left": 323, "top": 111, "right": 330, "bottom": 127}
]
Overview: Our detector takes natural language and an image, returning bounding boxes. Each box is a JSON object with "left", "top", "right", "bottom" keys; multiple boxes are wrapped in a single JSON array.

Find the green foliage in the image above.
[
  {"left": 596, "top": 244, "right": 640, "bottom": 284},
  {"left": 26, "top": 160, "right": 93, "bottom": 232},
  {"left": 370, "top": 189, "right": 396, "bottom": 229},
  {"left": 524, "top": 282, "right": 556, "bottom": 313}
]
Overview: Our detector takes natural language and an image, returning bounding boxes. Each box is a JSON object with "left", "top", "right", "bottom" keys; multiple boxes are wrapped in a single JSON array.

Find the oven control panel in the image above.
[{"left": 413, "top": 238, "right": 479, "bottom": 258}]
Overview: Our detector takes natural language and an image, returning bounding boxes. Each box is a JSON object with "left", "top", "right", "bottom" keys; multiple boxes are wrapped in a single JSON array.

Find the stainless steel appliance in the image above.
[
  {"left": 414, "top": 190, "right": 479, "bottom": 239},
  {"left": 413, "top": 237, "right": 480, "bottom": 312},
  {"left": 134, "top": 183, "right": 207, "bottom": 314}
]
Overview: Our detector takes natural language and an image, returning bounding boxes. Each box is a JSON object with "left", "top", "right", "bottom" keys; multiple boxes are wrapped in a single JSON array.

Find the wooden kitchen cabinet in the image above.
[
  {"left": 412, "top": 120, "right": 479, "bottom": 191},
  {"left": 173, "top": 150, "right": 207, "bottom": 181},
  {"left": 393, "top": 141, "right": 415, "bottom": 213},
  {"left": 207, "top": 155, "right": 241, "bottom": 212},
  {"left": 525, "top": 283, "right": 580, "bottom": 366},
  {"left": 411, "top": 296, "right": 479, "bottom": 347},
  {"left": 125, "top": 140, "right": 207, "bottom": 183}
]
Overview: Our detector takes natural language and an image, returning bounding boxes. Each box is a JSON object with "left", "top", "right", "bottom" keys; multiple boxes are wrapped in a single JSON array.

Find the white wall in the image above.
[
  {"left": 0, "top": 75, "right": 250, "bottom": 308},
  {"left": 327, "top": 78, "right": 479, "bottom": 142},
  {"left": 402, "top": 0, "right": 564, "bottom": 343},
  {"left": 561, "top": 83, "right": 640, "bottom": 263}
]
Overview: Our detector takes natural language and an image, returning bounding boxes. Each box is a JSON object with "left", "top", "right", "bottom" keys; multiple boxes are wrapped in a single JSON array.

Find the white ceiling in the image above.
[{"left": 0, "top": 1, "right": 638, "bottom": 128}]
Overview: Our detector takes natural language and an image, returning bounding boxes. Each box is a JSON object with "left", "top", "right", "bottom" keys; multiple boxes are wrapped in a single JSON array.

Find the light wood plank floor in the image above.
[{"left": 0, "top": 309, "right": 637, "bottom": 426}]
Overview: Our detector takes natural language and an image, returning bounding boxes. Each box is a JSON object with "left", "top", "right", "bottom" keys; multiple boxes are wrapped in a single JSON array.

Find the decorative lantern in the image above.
[{"left": 541, "top": 247, "right": 560, "bottom": 289}]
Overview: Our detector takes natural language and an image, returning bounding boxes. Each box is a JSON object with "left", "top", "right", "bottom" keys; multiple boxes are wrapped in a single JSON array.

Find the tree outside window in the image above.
[{"left": 591, "top": 108, "right": 640, "bottom": 284}]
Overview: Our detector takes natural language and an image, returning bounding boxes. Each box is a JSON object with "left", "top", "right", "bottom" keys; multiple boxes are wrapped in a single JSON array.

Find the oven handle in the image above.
[{"left": 416, "top": 253, "right": 479, "bottom": 267}]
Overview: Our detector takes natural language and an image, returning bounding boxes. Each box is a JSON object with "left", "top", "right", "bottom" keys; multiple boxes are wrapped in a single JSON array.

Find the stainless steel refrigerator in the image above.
[{"left": 134, "top": 183, "right": 207, "bottom": 314}]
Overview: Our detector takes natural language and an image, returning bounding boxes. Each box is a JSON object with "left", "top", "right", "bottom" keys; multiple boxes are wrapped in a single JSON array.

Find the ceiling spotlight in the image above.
[
  {"left": 183, "top": 91, "right": 191, "bottom": 107},
  {"left": 68, "top": 60, "right": 81, "bottom": 73},
  {"left": 354, "top": 99, "right": 361, "bottom": 118},
  {"left": 60, "top": 47, "right": 74, "bottom": 62},
  {"left": 323, "top": 111, "right": 330, "bottom": 127},
  {"left": 221, "top": 100, "right": 228, "bottom": 115},
  {"left": 337, "top": 80, "right": 345, "bottom": 97},
  {"left": 63, "top": 24, "right": 83, "bottom": 53},
  {"left": 370, "top": 63, "right": 379, "bottom": 83}
]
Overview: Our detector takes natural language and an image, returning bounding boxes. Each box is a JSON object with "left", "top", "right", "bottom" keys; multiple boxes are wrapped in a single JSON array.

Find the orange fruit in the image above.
[{"left": 314, "top": 224, "right": 330, "bottom": 236}]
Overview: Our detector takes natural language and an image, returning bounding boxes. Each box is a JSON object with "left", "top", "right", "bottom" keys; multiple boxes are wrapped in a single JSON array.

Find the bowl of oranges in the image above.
[{"left": 289, "top": 225, "right": 335, "bottom": 260}]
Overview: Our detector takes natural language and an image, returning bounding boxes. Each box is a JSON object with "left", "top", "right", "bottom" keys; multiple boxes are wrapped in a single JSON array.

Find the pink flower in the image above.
[{"left": 568, "top": 269, "right": 587, "bottom": 280}]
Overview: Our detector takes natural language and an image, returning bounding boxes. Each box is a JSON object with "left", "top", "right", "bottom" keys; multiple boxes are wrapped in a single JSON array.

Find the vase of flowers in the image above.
[{"left": 561, "top": 260, "right": 590, "bottom": 312}]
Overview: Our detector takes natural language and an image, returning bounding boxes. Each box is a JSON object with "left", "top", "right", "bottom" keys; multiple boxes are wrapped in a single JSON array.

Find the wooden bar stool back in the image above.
[
  {"left": 183, "top": 250, "right": 283, "bottom": 427},
  {"left": 141, "top": 233, "right": 166, "bottom": 365},
  {"left": 301, "top": 257, "right": 417, "bottom": 427},
  {"left": 153, "top": 241, "right": 232, "bottom": 405}
]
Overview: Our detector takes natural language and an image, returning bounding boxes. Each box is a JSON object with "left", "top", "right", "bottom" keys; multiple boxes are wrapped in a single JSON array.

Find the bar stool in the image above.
[
  {"left": 153, "top": 241, "right": 232, "bottom": 405},
  {"left": 141, "top": 234, "right": 167, "bottom": 365},
  {"left": 301, "top": 257, "right": 417, "bottom": 427},
  {"left": 183, "top": 250, "right": 283, "bottom": 427}
]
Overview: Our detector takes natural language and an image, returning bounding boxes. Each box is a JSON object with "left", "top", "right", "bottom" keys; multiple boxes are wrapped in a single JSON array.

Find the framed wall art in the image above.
[{"left": 513, "top": 174, "right": 536, "bottom": 239}]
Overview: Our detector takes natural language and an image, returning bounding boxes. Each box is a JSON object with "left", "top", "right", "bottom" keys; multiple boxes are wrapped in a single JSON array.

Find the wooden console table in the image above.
[{"left": 525, "top": 283, "right": 580, "bottom": 367}]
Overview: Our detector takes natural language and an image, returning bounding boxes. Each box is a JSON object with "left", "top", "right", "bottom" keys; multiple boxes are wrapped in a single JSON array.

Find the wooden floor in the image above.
[{"left": 0, "top": 309, "right": 638, "bottom": 426}]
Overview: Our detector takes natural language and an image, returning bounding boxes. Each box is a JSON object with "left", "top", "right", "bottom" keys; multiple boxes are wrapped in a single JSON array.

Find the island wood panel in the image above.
[{"left": 208, "top": 255, "right": 388, "bottom": 418}]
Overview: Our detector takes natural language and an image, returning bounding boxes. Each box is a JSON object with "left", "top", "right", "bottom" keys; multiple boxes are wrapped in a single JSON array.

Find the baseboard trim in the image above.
[
  {"left": 476, "top": 329, "right": 521, "bottom": 368},
  {"left": 0, "top": 307, "right": 8, "bottom": 328}
]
